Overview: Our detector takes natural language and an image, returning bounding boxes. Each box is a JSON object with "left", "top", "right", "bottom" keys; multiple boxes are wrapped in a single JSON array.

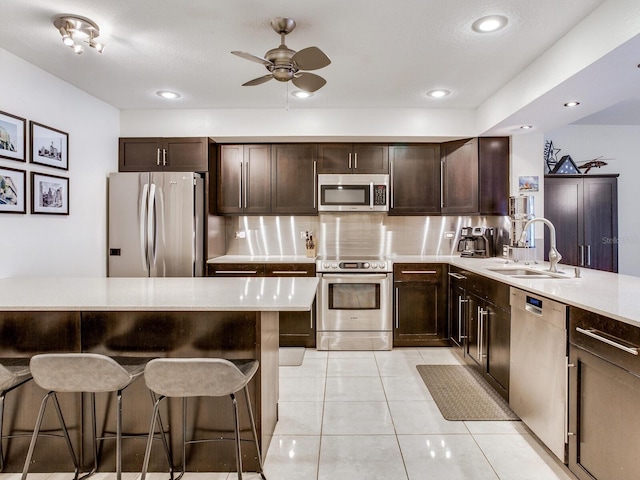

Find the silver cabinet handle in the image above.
[
  {"left": 440, "top": 159, "right": 445, "bottom": 208},
  {"left": 354, "top": 152, "right": 358, "bottom": 169},
  {"left": 576, "top": 327, "right": 639, "bottom": 355},
  {"left": 458, "top": 296, "right": 468, "bottom": 342},
  {"left": 402, "top": 270, "right": 437, "bottom": 274},
  {"left": 586, "top": 245, "right": 591, "bottom": 267},
  {"left": 214, "top": 270, "right": 258, "bottom": 275},
  {"left": 156, "top": 148, "right": 161, "bottom": 166},
  {"left": 579, "top": 245, "right": 585, "bottom": 266},
  {"left": 448, "top": 272, "right": 466, "bottom": 280},
  {"left": 389, "top": 159, "right": 394, "bottom": 208},
  {"left": 313, "top": 160, "right": 317, "bottom": 209},
  {"left": 238, "top": 160, "right": 243, "bottom": 208},
  {"left": 477, "top": 306, "right": 482, "bottom": 360},
  {"left": 348, "top": 152, "right": 352, "bottom": 169},
  {"left": 370, "top": 182, "right": 374, "bottom": 209},
  {"left": 270, "top": 271, "right": 308, "bottom": 275},
  {"left": 243, "top": 160, "right": 248, "bottom": 208},
  {"left": 162, "top": 148, "right": 167, "bottom": 166},
  {"left": 395, "top": 287, "right": 399, "bottom": 329}
]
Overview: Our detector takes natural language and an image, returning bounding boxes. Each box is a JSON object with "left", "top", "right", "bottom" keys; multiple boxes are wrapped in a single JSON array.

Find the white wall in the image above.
[
  {"left": 544, "top": 125, "right": 640, "bottom": 276},
  {"left": 0, "top": 49, "right": 119, "bottom": 278}
]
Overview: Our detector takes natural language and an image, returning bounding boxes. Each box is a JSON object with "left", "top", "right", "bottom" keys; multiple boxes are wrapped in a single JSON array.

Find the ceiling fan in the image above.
[{"left": 231, "top": 17, "right": 331, "bottom": 93}]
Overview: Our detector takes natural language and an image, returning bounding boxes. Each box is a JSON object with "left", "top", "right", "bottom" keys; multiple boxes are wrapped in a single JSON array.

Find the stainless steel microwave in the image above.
[{"left": 317, "top": 174, "right": 389, "bottom": 212}]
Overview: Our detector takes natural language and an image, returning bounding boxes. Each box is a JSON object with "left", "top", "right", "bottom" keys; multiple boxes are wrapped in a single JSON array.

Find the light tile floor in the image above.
[{"left": 3, "top": 348, "right": 577, "bottom": 480}]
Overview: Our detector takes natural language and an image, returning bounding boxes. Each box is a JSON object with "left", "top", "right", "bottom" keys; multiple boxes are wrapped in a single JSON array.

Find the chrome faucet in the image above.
[{"left": 518, "top": 217, "right": 563, "bottom": 273}]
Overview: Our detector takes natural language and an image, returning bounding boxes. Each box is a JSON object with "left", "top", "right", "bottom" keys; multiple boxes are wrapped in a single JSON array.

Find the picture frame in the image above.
[
  {"left": 30, "top": 121, "right": 68, "bottom": 170},
  {"left": 0, "top": 110, "right": 26, "bottom": 162},
  {"left": 518, "top": 175, "right": 539, "bottom": 192},
  {"left": 31, "top": 172, "right": 69, "bottom": 215},
  {"left": 0, "top": 166, "right": 26, "bottom": 214}
]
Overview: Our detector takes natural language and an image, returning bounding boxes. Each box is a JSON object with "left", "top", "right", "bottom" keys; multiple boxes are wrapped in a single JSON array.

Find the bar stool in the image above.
[
  {"left": 22, "top": 353, "right": 172, "bottom": 480},
  {"left": 0, "top": 359, "right": 32, "bottom": 471},
  {"left": 141, "top": 358, "right": 266, "bottom": 480}
]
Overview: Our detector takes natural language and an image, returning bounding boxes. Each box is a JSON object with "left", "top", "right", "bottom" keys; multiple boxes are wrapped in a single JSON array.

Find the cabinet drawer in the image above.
[
  {"left": 265, "top": 263, "right": 316, "bottom": 277},
  {"left": 570, "top": 306, "right": 640, "bottom": 376},
  {"left": 207, "top": 263, "right": 265, "bottom": 276},
  {"left": 394, "top": 264, "right": 443, "bottom": 282}
]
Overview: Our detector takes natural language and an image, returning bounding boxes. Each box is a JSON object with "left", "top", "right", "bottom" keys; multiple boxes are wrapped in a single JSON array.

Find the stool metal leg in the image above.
[
  {"left": 243, "top": 386, "right": 266, "bottom": 479},
  {"left": 0, "top": 391, "right": 5, "bottom": 472},
  {"left": 230, "top": 392, "right": 243, "bottom": 480},
  {"left": 141, "top": 394, "right": 171, "bottom": 480},
  {"left": 150, "top": 391, "right": 174, "bottom": 480}
]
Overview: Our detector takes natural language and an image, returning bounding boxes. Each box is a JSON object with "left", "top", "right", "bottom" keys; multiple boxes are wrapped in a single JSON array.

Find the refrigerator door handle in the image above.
[
  {"left": 140, "top": 183, "right": 150, "bottom": 271},
  {"left": 147, "top": 182, "right": 157, "bottom": 271}
]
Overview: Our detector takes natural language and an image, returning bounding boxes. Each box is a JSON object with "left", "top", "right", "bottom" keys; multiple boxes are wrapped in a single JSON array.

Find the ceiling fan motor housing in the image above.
[{"left": 265, "top": 46, "right": 297, "bottom": 81}]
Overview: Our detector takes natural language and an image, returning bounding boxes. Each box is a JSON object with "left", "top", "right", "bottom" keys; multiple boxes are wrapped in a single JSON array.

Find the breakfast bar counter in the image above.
[{"left": 0, "top": 276, "right": 318, "bottom": 474}]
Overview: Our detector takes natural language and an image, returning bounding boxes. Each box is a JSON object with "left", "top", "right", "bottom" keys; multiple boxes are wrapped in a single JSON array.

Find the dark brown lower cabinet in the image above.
[
  {"left": 568, "top": 307, "right": 640, "bottom": 479},
  {"left": 207, "top": 262, "right": 316, "bottom": 347},
  {"left": 393, "top": 264, "right": 448, "bottom": 346}
]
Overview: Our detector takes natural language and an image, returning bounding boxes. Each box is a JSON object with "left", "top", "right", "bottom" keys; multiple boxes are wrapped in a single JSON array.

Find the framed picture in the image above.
[
  {"left": 0, "top": 166, "right": 26, "bottom": 214},
  {"left": 0, "top": 110, "right": 26, "bottom": 162},
  {"left": 518, "top": 175, "right": 539, "bottom": 192},
  {"left": 30, "top": 121, "right": 68, "bottom": 170},
  {"left": 31, "top": 172, "right": 69, "bottom": 215}
]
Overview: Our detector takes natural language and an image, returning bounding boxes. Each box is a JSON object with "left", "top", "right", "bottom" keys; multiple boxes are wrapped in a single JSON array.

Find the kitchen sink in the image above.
[{"left": 485, "top": 267, "right": 568, "bottom": 279}]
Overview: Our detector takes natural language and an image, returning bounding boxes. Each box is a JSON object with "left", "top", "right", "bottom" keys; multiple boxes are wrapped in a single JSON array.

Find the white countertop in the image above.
[
  {"left": 0, "top": 277, "right": 318, "bottom": 312},
  {"left": 208, "top": 255, "right": 316, "bottom": 264},
  {"left": 391, "top": 255, "right": 640, "bottom": 329}
]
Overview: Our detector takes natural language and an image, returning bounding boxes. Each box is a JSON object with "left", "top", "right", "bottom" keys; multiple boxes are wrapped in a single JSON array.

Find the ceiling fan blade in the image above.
[
  {"left": 292, "top": 46, "right": 331, "bottom": 70},
  {"left": 292, "top": 72, "right": 326, "bottom": 92},
  {"left": 231, "top": 51, "right": 272, "bottom": 66},
  {"left": 242, "top": 75, "right": 274, "bottom": 86}
]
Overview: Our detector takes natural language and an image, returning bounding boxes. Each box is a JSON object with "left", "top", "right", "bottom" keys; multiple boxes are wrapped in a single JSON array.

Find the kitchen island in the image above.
[{"left": 0, "top": 276, "right": 318, "bottom": 474}]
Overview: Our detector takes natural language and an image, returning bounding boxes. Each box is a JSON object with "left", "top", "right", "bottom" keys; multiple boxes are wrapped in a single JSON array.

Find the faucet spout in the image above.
[{"left": 518, "top": 217, "right": 563, "bottom": 273}]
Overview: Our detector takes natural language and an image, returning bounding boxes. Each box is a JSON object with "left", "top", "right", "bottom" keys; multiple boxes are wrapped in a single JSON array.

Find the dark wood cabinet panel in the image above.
[
  {"left": 441, "top": 139, "right": 479, "bottom": 214},
  {"left": 119, "top": 137, "right": 208, "bottom": 172},
  {"left": 389, "top": 144, "right": 441, "bottom": 215},
  {"left": 447, "top": 267, "right": 467, "bottom": 350},
  {"left": 217, "top": 145, "right": 271, "bottom": 214},
  {"left": 207, "top": 262, "right": 266, "bottom": 276},
  {"left": 317, "top": 144, "right": 388, "bottom": 173},
  {"left": 393, "top": 263, "right": 447, "bottom": 346},
  {"left": 271, "top": 144, "right": 317, "bottom": 214},
  {"left": 544, "top": 175, "right": 618, "bottom": 272},
  {"left": 478, "top": 137, "right": 509, "bottom": 215}
]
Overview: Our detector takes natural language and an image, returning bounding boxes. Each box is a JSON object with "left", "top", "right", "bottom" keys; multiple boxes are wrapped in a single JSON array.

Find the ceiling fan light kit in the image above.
[
  {"left": 231, "top": 17, "right": 331, "bottom": 93},
  {"left": 54, "top": 14, "right": 105, "bottom": 54}
]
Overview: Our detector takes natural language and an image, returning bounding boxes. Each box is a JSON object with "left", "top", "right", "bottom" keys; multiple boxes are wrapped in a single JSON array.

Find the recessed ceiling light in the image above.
[
  {"left": 520, "top": 125, "right": 533, "bottom": 130},
  {"left": 472, "top": 15, "right": 508, "bottom": 33},
  {"left": 292, "top": 90, "right": 313, "bottom": 99},
  {"left": 564, "top": 101, "right": 580, "bottom": 107},
  {"left": 426, "top": 89, "right": 451, "bottom": 98},
  {"left": 156, "top": 90, "right": 181, "bottom": 99}
]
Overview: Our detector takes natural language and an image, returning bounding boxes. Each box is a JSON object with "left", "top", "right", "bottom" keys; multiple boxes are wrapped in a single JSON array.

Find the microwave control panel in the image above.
[{"left": 373, "top": 185, "right": 387, "bottom": 205}]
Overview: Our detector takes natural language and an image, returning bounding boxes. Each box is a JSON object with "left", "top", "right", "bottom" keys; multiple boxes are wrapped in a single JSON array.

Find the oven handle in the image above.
[{"left": 320, "top": 273, "right": 389, "bottom": 279}]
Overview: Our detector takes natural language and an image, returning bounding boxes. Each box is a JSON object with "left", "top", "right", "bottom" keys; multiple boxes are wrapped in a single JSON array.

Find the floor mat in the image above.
[{"left": 416, "top": 364, "right": 518, "bottom": 421}]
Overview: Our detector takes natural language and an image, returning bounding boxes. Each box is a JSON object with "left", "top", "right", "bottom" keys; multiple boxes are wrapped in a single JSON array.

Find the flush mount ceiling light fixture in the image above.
[
  {"left": 426, "top": 89, "right": 451, "bottom": 98},
  {"left": 471, "top": 15, "right": 508, "bottom": 33},
  {"left": 564, "top": 101, "right": 581, "bottom": 107},
  {"left": 520, "top": 125, "right": 534, "bottom": 130},
  {"left": 54, "top": 15, "right": 105, "bottom": 55},
  {"left": 156, "top": 90, "right": 182, "bottom": 99},
  {"left": 291, "top": 90, "right": 313, "bottom": 99}
]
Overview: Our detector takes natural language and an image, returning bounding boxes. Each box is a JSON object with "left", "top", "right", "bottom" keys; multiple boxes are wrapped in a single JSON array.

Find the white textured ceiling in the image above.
[{"left": 0, "top": 0, "right": 637, "bottom": 127}]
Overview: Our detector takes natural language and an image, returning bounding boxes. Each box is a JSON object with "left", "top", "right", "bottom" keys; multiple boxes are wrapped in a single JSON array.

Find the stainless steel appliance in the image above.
[
  {"left": 316, "top": 256, "right": 392, "bottom": 350},
  {"left": 457, "top": 226, "right": 494, "bottom": 257},
  {"left": 317, "top": 174, "right": 389, "bottom": 212},
  {"left": 108, "top": 172, "right": 205, "bottom": 277},
  {"left": 509, "top": 287, "right": 568, "bottom": 462},
  {"left": 508, "top": 195, "right": 535, "bottom": 262}
]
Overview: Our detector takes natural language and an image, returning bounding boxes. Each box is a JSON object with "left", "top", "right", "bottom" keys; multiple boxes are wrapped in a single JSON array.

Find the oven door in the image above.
[{"left": 319, "top": 273, "right": 391, "bottom": 331}]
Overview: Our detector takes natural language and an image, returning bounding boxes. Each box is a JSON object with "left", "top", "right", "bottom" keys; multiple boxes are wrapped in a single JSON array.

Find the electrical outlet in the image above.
[
  {"left": 444, "top": 231, "right": 455, "bottom": 239},
  {"left": 235, "top": 231, "right": 246, "bottom": 239}
]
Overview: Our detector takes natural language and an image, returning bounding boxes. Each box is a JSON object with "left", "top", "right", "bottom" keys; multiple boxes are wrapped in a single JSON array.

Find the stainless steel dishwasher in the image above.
[{"left": 509, "top": 287, "right": 568, "bottom": 462}]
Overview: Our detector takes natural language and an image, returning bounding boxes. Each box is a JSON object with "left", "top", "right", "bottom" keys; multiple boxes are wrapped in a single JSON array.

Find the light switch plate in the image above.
[{"left": 235, "top": 231, "right": 246, "bottom": 239}]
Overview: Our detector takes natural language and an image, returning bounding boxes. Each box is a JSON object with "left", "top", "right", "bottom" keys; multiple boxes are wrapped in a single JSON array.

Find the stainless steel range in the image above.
[{"left": 316, "top": 256, "right": 392, "bottom": 350}]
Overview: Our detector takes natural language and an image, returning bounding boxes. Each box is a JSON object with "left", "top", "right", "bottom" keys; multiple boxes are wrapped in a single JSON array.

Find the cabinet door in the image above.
[
  {"left": 393, "top": 264, "right": 447, "bottom": 346},
  {"left": 583, "top": 176, "right": 618, "bottom": 272},
  {"left": 352, "top": 144, "right": 389, "bottom": 173},
  {"left": 217, "top": 145, "right": 244, "bottom": 214},
  {"left": 544, "top": 176, "right": 583, "bottom": 267},
  {"left": 484, "top": 303, "right": 510, "bottom": 398},
  {"left": 163, "top": 137, "right": 208, "bottom": 172},
  {"left": 271, "top": 144, "right": 317, "bottom": 214},
  {"left": 448, "top": 283, "right": 467, "bottom": 349},
  {"left": 465, "top": 293, "right": 482, "bottom": 368},
  {"left": 441, "top": 138, "right": 479, "bottom": 214},
  {"left": 389, "top": 145, "right": 441, "bottom": 215},
  {"left": 317, "top": 144, "right": 352, "bottom": 173},
  {"left": 118, "top": 138, "right": 163, "bottom": 172},
  {"left": 479, "top": 137, "right": 509, "bottom": 215},
  {"left": 244, "top": 145, "right": 271, "bottom": 214}
]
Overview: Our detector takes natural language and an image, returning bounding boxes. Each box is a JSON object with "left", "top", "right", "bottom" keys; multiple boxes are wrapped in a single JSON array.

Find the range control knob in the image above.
[
  {"left": 363, "top": 262, "right": 370, "bottom": 269},
  {"left": 331, "top": 263, "right": 338, "bottom": 269},
  {"left": 379, "top": 262, "right": 386, "bottom": 269},
  {"left": 323, "top": 263, "right": 331, "bottom": 269}
]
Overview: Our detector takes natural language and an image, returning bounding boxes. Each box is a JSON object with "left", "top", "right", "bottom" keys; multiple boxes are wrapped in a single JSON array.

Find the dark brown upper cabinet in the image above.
[
  {"left": 118, "top": 137, "right": 210, "bottom": 172},
  {"left": 388, "top": 144, "right": 441, "bottom": 215},
  {"left": 217, "top": 144, "right": 271, "bottom": 215},
  {"left": 271, "top": 144, "right": 317, "bottom": 215},
  {"left": 317, "top": 144, "right": 389, "bottom": 174}
]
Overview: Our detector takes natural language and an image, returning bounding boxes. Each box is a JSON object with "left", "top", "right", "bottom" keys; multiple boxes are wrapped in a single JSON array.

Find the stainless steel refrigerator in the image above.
[{"left": 108, "top": 172, "right": 205, "bottom": 277}]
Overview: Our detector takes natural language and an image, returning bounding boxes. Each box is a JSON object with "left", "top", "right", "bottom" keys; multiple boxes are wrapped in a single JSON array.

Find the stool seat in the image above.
[
  {"left": 0, "top": 358, "right": 32, "bottom": 472},
  {"left": 22, "top": 354, "right": 171, "bottom": 480},
  {"left": 141, "top": 358, "right": 266, "bottom": 480}
]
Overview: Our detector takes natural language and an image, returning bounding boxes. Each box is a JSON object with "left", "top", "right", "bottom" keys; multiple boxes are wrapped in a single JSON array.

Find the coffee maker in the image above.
[{"left": 458, "top": 226, "right": 494, "bottom": 258}]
